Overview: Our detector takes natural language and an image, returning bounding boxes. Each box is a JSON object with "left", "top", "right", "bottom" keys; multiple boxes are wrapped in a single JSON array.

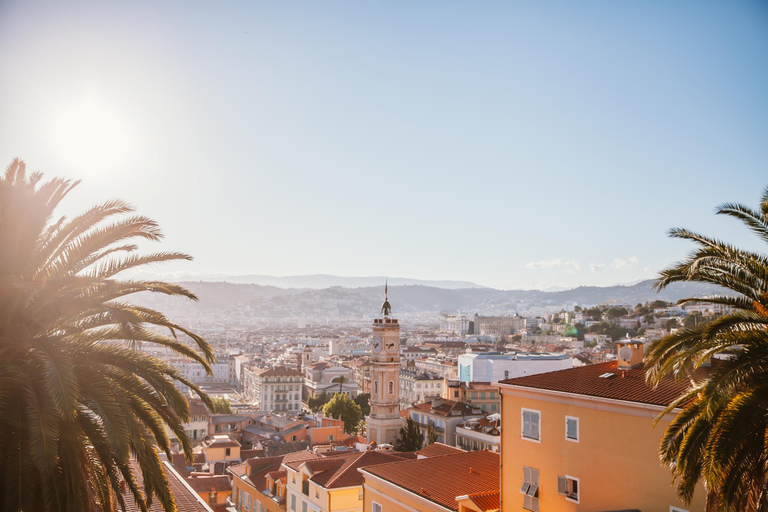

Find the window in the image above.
[
  {"left": 358, "top": 490, "right": 364, "bottom": 500},
  {"left": 557, "top": 475, "right": 579, "bottom": 503},
  {"left": 521, "top": 466, "right": 539, "bottom": 511},
  {"left": 388, "top": 381, "right": 394, "bottom": 394},
  {"left": 480, "top": 392, "right": 486, "bottom": 399},
  {"left": 226, "top": 448, "right": 231, "bottom": 456},
  {"left": 491, "top": 404, "right": 497, "bottom": 412},
  {"left": 522, "top": 409, "right": 540, "bottom": 442},
  {"left": 373, "top": 381, "right": 378, "bottom": 394},
  {"left": 565, "top": 416, "right": 579, "bottom": 442},
  {"left": 372, "top": 501, "right": 382, "bottom": 512},
  {"left": 302, "top": 501, "right": 307, "bottom": 512},
  {"left": 291, "top": 494, "right": 296, "bottom": 511},
  {"left": 504, "top": 370, "right": 509, "bottom": 379},
  {"left": 454, "top": 391, "right": 459, "bottom": 398}
]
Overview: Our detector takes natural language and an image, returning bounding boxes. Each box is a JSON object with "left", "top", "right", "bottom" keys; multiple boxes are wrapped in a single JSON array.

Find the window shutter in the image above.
[
  {"left": 520, "top": 466, "right": 531, "bottom": 493},
  {"left": 558, "top": 476, "right": 567, "bottom": 495},
  {"left": 531, "top": 412, "right": 539, "bottom": 439}
]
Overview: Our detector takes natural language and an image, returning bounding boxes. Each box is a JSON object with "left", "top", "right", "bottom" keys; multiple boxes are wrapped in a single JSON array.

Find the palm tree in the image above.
[
  {"left": 646, "top": 186, "right": 768, "bottom": 510},
  {"left": 331, "top": 375, "right": 349, "bottom": 394},
  {"left": 0, "top": 160, "right": 215, "bottom": 511}
]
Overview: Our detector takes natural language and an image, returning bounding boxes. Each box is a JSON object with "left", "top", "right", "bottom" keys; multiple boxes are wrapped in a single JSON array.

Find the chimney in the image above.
[{"left": 616, "top": 341, "right": 644, "bottom": 370}]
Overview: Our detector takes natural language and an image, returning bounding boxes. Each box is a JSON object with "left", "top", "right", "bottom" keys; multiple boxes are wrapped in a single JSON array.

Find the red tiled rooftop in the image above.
[
  {"left": 186, "top": 475, "right": 231, "bottom": 493},
  {"left": 360, "top": 450, "right": 499, "bottom": 512},
  {"left": 124, "top": 461, "right": 212, "bottom": 512},
  {"left": 416, "top": 442, "right": 465, "bottom": 458},
  {"left": 409, "top": 399, "right": 484, "bottom": 418},
  {"left": 311, "top": 451, "right": 407, "bottom": 489},
  {"left": 465, "top": 490, "right": 500, "bottom": 512},
  {"left": 498, "top": 360, "right": 702, "bottom": 407}
]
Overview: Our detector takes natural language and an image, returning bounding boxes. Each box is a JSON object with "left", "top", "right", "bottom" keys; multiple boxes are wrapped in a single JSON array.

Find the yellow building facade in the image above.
[{"left": 496, "top": 346, "right": 706, "bottom": 512}]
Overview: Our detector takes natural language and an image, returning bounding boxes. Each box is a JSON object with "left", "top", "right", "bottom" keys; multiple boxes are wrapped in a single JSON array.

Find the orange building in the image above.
[
  {"left": 359, "top": 450, "right": 499, "bottom": 512},
  {"left": 496, "top": 340, "right": 706, "bottom": 511}
]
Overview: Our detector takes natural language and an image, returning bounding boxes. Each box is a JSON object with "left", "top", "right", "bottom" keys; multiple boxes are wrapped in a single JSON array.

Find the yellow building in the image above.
[
  {"left": 359, "top": 450, "right": 499, "bottom": 512},
  {"left": 496, "top": 340, "right": 706, "bottom": 511},
  {"left": 284, "top": 450, "right": 407, "bottom": 512},
  {"left": 202, "top": 434, "right": 241, "bottom": 474},
  {"left": 229, "top": 455, "right": 287, "bottom": 512},
  {"left": 187, "top": 475, "right": 232, "bottom": 509},
  {"left": 443, "top": 381, "right": 500, "bottom": 415}
]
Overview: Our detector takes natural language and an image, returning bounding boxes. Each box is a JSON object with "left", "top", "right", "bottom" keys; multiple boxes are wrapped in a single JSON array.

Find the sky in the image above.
[{"left": 1, "top": 0, "right": 767, "bottom": 290}]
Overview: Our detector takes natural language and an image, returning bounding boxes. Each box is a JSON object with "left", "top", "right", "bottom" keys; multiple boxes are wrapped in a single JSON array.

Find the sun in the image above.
[{"left": 54, "top": 98, "right": 130, "bottom": 175}]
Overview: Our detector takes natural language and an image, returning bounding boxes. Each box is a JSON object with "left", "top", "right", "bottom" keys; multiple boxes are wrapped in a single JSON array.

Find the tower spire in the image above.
[{"left": 381, "top": 280, "right": 392, "bottom": 318}]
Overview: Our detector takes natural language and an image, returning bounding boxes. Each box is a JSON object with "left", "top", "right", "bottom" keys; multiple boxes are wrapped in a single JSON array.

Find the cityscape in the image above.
[{"left": 1, "top": 1, "right": 767, "bottom": 512}]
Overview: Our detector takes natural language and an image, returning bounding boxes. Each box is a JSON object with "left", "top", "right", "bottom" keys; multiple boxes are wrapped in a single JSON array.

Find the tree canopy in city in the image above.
[{"left": 322, "top": 393, "right": 362, "bottom": 434}]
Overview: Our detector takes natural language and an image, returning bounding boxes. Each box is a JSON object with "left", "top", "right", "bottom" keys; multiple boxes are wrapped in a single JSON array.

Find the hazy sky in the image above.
[{"left": 1, "top": 1, "right": 766, "bottom": 290}]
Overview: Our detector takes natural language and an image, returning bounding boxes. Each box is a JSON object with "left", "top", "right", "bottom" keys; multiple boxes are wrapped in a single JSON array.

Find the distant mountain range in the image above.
[
  {"left": 137, "top": 273, "right": 486, "bottom": 290},
  {"left": 135, "top": 278, "right": 728, "bottom": 321}
]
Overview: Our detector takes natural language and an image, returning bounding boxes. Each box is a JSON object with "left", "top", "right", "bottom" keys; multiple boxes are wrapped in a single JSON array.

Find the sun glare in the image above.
[{"left": 54, "top": 98, "right": 130, "bottom": 175}]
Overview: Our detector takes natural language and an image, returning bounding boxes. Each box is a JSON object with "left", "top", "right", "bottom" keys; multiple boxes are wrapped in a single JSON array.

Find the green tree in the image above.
[
  {"left": 353, "top": 393, "right": 371, "bottom": 416},
  {"left": 322, "top": 393, "right": 362, "bottom": 434},
  {"left": 307, "top": 392, "right": 331, "bottom": 413},
  {"left": 394, "top": 418, "right": 423, "bottom": 451},
  {"left": 425, "top": 423, "right": 439, "bottom": 445},
  {"left": 646, "top": 186, "right": 768, "bottom": 510},
  {"left": 210, "top": 396, "right": 233, "bottom": 414},
  {"left": 0, "top": 160, "right": 214, "bottom": 511}
]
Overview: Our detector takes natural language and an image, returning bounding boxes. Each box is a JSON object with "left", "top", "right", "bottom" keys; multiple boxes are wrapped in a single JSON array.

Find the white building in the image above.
[
  {"left": 440, "top": 313, "right": 471, "bottom": 335},
  {"left": 458, "top": 351, "right": 572, "bottom": 383},
  {"left": 399, "top": 369, "right": 443, "bottom": 409},
  {"left": 255, "top": 365, "right": 303, "bottom": 413}
]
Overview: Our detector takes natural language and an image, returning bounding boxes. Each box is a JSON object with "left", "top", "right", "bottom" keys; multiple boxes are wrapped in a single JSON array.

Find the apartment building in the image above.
[
  {"left": 283, "top": 451, "right": 406, "bottom": 512},
  {"left": 359, "top": 450, "right": 500, "bottom": 512},
  {"left": 406, "top": 399, "right": 485, "bottom": 446},
  {"left": 496, "top": 340, "right": 706, "bottom": 511},
  {"left": 399, "top": 369, "right": 444, "bottom": 408},
  {"left": 443, "top": 381, "right": 500, "bottom": 414},
  {"left": 256, "top": 366, "right": 304, "bottom": 413}
]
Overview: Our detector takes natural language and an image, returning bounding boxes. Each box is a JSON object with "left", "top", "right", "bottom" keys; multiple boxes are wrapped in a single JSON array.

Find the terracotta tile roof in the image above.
[
  {"left": 498, "top": 361, "right": 702, "bottom": 407},
  {"left": 466, "top": 490, "right": 500, "bottom": 512},
  {"left": 247, "top": 457, "right": 286, "bottom": 490},
  {"left": 409, "top": 399, "right": 485, "bottom": 418},
  {"left": 123, "top": 461, "right": 213, "bottom": 512},
  {"left": 189, "top": 400, "right": 210, "bottom": 418},
  {"left": 267, "top": 470, "right": 287, "bottom": 481},
  {"left": 360, "top": 450, "right": 500, "bottom": 511},
  {"left": 310, "top": 451, "right": 406, "bottom": 489},
  {"left": 415, "top": 442, "right": 465, "bottom": 458},
  {"left": 186, "top": 475, "right": 231, "bottom": 493},
  {"left": 465, "top": 382, "right": 496, "bottom": 391}
]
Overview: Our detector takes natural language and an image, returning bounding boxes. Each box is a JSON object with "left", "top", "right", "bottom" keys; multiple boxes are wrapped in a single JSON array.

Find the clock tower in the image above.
[{"left": 366, "top": 284, "right": 403, "bottom": 446}]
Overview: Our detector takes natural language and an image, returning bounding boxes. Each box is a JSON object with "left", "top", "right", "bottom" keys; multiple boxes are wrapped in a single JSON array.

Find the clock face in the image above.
[
  {"left": 373, "top": 337, "right": 381, "bottom": 352},
  {"left": 386, "top": 340, "right": 396, "bottom": 352}
]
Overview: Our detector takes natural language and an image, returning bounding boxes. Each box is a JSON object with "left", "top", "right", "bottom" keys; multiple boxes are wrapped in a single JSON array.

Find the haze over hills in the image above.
[
  {"left": 136, "top": 278, "right": 728, "bottom": 324},
  {"left": 130, "top": 272, "right": 486, "bottom": 290}
]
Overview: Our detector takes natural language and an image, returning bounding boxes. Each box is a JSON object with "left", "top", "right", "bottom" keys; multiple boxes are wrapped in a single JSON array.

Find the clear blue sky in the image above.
[{"left": 1, "top": 0, "right": 766, "bottom": 289}]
